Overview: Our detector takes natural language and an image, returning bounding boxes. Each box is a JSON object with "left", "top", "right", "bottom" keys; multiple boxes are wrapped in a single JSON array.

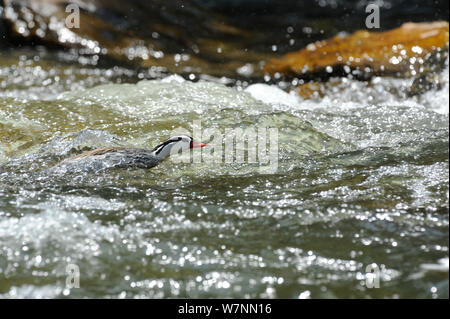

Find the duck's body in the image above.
[
  {"left": 59, "top": 147, "right": 162, "bottom": 169},
  {"left": 56, "top": 135, "right": 206, "bottom": 172}
]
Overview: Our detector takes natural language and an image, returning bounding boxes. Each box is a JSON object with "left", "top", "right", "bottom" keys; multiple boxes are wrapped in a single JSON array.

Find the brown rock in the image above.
[
  {"left": 264, "top": 22, "right": 449, "bottom": 79},
  {"left": 0, "top": 0, "right": 273, "bottom": 78},
  {"left": 296, "top": 82, "right": 324, "bottom": 99}
]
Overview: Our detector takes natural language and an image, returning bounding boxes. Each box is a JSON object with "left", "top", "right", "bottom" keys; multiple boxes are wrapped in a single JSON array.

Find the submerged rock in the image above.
[{"left": 264, "top": 22, "right": 449, "bottom": 80}]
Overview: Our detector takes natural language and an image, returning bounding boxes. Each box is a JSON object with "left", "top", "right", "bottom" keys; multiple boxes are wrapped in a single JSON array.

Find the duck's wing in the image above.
[
  {"left": 57, "top": 147, "right": 161, "bottom": 170},
  {"left": 58, "top": 147, "right": 127, "bottom": 165}
]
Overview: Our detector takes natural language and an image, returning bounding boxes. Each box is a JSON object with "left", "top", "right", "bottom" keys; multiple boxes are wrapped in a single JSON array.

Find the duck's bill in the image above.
[{"left": 191, "top": 142, "right": 208, "bottom": 148}]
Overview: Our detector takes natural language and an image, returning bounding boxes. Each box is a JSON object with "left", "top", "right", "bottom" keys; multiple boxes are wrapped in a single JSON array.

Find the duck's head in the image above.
[{"left": 151, "top": 135, "right": 207, "bottom": 160}]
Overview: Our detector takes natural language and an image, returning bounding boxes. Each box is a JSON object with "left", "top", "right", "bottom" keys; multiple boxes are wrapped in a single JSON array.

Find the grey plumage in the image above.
[{"left": 56, "top": 147, "right": 162, "bottom": 172}]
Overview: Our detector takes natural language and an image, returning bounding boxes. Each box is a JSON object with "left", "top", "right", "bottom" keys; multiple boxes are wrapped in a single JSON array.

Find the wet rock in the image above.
[
  {"left": 264, "top": 22, "right": 449, "bottom": 80},
  {"left": 0, "top": 0, "right": 272, "bottom": 78},
  {"left": 296, "top": 81, "right": 325, "bottom": 99},
  {"left": 408, "top": 44, "right": 449, "bottom": 96},
  {"left": 1, "top": 1, "right": 448, "bottom": 80}
]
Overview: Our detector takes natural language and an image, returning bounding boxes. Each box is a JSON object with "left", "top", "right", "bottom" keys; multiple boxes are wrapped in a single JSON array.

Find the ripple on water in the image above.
[{"left": 0, "top": 55, "right": 448, "bottom": 298}]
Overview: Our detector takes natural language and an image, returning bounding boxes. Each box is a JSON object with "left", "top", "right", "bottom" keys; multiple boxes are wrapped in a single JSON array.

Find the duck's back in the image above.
[{"left": 58, "top": 147, "right": 161, "bottom": 171}]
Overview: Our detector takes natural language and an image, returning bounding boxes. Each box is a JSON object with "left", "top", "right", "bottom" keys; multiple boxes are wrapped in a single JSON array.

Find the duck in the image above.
[{"left": 56, "top": 135, "right": 207, "bottom": 171}]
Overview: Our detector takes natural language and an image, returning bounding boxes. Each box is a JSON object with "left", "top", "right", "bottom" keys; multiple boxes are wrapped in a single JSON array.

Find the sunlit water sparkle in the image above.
[{"left": 0, "top": 51, "right": 448, "bottom": 298}]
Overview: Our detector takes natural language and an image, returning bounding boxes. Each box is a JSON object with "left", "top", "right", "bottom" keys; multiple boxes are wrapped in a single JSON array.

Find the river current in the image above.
[{"left": 0, "top": 50, "right": 448, "bottom": 298}]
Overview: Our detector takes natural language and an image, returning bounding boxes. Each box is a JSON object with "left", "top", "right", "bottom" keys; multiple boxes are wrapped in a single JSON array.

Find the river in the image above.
[{"left": 0, "top": 47, "right": 448, "bottom": 298}]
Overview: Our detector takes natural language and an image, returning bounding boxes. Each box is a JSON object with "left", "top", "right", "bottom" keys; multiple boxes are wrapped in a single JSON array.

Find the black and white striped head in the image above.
[{"left": 151, "top": 135, "right": 207, "bottom": 160}]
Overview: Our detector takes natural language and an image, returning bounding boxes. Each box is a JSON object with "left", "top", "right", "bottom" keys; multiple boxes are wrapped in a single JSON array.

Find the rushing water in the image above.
[{"left": 0, "top": 49, "right": 448, "bottom": 298}]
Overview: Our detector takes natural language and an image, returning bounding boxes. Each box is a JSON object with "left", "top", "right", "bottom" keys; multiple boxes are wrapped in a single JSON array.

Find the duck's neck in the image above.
[{"left": 151, "top": 141, "right": 182, "bottom": 160}]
